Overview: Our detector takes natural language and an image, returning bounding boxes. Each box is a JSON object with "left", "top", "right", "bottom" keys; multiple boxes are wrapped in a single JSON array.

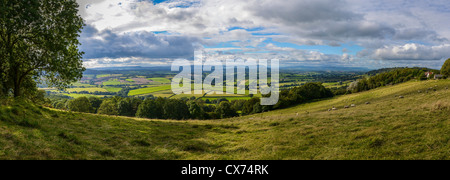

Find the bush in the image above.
[
  {"left": 117, "top": 97, "right": 142, "bottom": 117},
  {"left": 136, "top": 98, "right": 165, "bottom": 119},
  {"left": 98, "top": 98, "right": 120, "bottom": 115},
  {"left": 68, "top": 97, "right": 93, "bottom": 113},
  {"left": 441, "top": 58, "right": 450, "bottom": 77},
  {"left": 88, "top": 97, "right": 103, "bottom": 113},
  {"left": 216, "top": 101, "right": 237, "bottom": 119}
]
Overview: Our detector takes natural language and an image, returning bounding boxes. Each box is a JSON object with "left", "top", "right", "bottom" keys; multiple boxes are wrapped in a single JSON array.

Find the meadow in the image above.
[
  {"left": 4, "top": 79, "right": 449, "bottom": 160},
  {"left": 128, "top": 85, "right": 173, "bottom": 96}
]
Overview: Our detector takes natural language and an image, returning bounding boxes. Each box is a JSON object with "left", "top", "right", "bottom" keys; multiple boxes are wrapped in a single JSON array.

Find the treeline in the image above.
[
  {"left": 50, "top": 82, "right": 334, "bottom": 120},
  {"left": 351, "top": 68, "right": 439, "bottom": 93}
]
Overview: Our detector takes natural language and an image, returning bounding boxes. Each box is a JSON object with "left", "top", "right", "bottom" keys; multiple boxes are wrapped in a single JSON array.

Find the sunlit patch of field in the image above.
[
  {"left": 102, "top": 80, "right": 121, "bottom": 86},
  {"left": 148, "top": 78, "right": 172, "bottom": 84},
  {"left": 104, "top": 87, "right": 122, "bottom": 93},
  {"left": 128, "top": 85, "right": 173, "bottom": 96},
  {"left": 66, "top": 88, "right": 108, "bottom": 93}
]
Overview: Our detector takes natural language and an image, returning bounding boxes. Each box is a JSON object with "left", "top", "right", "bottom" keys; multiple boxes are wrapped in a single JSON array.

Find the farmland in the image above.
[
  {"left": 41, "top": 69, "right": 363, "bottom": 102},
  {"left": 129, "top": 85, "right": 172, "bottom": 96}
]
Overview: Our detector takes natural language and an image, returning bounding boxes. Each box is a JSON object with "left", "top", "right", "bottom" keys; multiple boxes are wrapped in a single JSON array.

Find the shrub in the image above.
[
  {"left": 68, "top": 97, "right": 93, "bottom": 113},
  {"left": 441, "top": 58, "right": 450, "bottom": 77},
  {"left": 98, "top": 98, "right": 119, "bottom": 115}
]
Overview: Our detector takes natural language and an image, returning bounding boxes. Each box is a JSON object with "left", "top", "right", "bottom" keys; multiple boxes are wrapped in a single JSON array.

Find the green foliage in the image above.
[
  {"left": 441, "top": 58, "right": 450, "bottom": 77},
  {"left": 0, "top": 0, "right": 85, "bottom": 97},
  {"left": 353, "top": 68, "right": 432, "bottom": 93},
  {"left": 98, "top": 98, "right": 120, "bottom": 115},
  {"left": 216, "top": 101, "right": 237, "bottom": 119},
  {"left": 274, "top": 82, "right": 334, "bottom": 109},
  {"left": 118, "top": 97, "right": 142, "bottom": 117},
  {"left": 163, "top": 99, "right": 190, "bottom": 120},
  {"left": 88, "top": 97, "right": 103, "bottom": 113},
  {"left": 188, "top": 101, "right": 206, "bottom": 120},
  {"left": 136, "top": 98, "right": 164, "bottom": 119},
  {"left": 68, "top": 97, "right": 93, "bottom": 113},
  {"left": 243, "top": 98, "right": 261, "bottom": 114}
]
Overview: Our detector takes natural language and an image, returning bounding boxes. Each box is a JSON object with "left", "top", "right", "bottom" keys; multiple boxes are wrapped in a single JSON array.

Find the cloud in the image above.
[
  {"left": 75, "top": 0, "right": 450, "bottom": 69},
  {"left": 80, "top": 25, "right": 200, "bottom": 59},
  {"left": 372, "top": 43, "right": 450, "bottom": 60}
]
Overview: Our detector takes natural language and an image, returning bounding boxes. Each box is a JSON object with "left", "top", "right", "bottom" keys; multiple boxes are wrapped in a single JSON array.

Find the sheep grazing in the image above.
[
  {"left": 344, "top": 106, "right": 350, "bottom": 109},
  {"left": 351, "top": 104, "right": 356, "bottom": 107},
  {"left": 332, "top": 107, "right": 338, "bottom": 111},
  {"left": 418, "top": 90, "right": 421, "bottom": 93},
  {"left": 365, "top": 102, "right": 371, "bottom": 105},
  {"left": 399, "top": 96, "right": 404, "bottom": 99}
]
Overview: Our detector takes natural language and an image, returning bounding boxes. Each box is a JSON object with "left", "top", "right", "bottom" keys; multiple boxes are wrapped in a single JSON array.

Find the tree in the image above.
[
  {"left": 163, "top": 99, "right": 190, "bottom": 120},
  {"left": 136, "top": 98, "right": 164, "bottom": 119},
  {"left": 0, "top": 0, "right": 85, "bottom": 97},
  {"left": 188, "top": 101, "right": 205, "bottom": 120},
  {"left": 98, "top": 98, "right": 120, "bottom": 115},
  {"left": 242, "top": 98, "right": 260, "bottom": 115},
  {"left": 118, "top": 97, "right": 142, "bottom": 117},
  {"left": 441, "top": 58, "right": 450, "bottom": 77},
  {"left": 216, "top": 101, "right": 237, "bottom": 119},
  {"left": 88, "top": 97, "right": 103, "bottom": 113},
  {"left": 68, "top": 97, "right": 92, "bottom": 113}
]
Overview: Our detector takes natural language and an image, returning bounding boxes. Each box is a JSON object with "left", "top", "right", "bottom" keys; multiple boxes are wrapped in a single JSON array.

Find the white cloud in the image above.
[
  {"left": 75, "top": 0, "right": 450, "bottom": 69},
  {"left": 373, "top": 43, "right": 450, "bottom": 60}
]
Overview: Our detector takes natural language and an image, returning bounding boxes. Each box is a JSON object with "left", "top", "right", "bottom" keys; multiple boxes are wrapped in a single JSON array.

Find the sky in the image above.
[{"left": 75, "top": 0, "right": 450, "bottom": 69}]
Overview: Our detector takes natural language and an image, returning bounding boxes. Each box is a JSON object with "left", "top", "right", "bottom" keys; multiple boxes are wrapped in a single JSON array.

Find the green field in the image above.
[
  {"left": 66, "top": 88, "right": 108, "bottom": 93},
  {"left": 2, "top": 80, "right": 449, "bottom": 160},
  {"left": 128, "top": 85, "right": 172, "bottom": 96},
  {"left": 148, "top": 78, "right": 171, "bottom": 84},
  {"left": 104, "top": 87, "right": 122, "bottom": 93},
  {"left": 97, "top": 74, "right": 122, "bottom": 78},
  {"left": 103, "top": 80, "right": 121, "bottom": 86},
  {"left": 201, "top": 96, "right": 252, "bottom": 101},
  {"left": 59, "top": 93, "right": 107, "bottom": 99},
  {"left": 70, "top": 82, "right": 96, "bottom": 87}
]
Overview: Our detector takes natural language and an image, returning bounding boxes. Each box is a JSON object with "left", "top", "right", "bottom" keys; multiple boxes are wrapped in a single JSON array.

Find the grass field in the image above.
[
  {"left": 70, "top": 82, "right": 96, "bottom": 87},
  {"left": 66, "top": 88, "right": 108, "bottom": 93},
  {"left": 59, "top": 93, "right": 107, "bottom": 99},
  {"left": 97, "top": 74, "right": 122, "bottom": 78},
  {"left": 103, "top": 80, "right": 121, "bottom": 86},
  {"left": 1, "top": 80, "right": 449, "bottom": 160},
  {"left": 104, "top": 87, "right": 122, "bottom": 93},
  {"left": 128, "top": 85, "right": 172, "bottom": 96},
  {"left": 148, "top": 78, "right": 171, "bottom": 84}
]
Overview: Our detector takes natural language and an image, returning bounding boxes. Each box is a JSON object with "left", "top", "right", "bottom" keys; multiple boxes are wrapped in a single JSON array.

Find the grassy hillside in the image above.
[{"left": 1, "top": 80, "right": 449, "bottom": 160}]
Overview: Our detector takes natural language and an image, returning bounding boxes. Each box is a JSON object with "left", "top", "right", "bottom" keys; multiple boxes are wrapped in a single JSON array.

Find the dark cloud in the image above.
[
  {"left": 394, "top": 29, "right": 448, "bottom": 42},
  {"left": 79, "top": 25, "right": 199, "bottom": 59},
  {"left": 251, "top": 0, "right": 360, "bottom": 24}
]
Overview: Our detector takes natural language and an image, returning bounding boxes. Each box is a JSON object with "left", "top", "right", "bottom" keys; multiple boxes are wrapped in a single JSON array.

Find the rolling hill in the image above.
[{"left": 1, "top": 80, "right": 449, "bottom": 160}]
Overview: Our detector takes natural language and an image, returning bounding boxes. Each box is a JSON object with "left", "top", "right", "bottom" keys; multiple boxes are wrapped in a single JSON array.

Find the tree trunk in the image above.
[{"left": 13, "top": 81, "right": 21, "bottom": 97}]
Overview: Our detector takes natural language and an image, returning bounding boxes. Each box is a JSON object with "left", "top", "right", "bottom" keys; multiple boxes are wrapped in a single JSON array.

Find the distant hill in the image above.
[
  {"left": 1, "top": 79, "right": 449, "bottom": 160},
  {"left": 366, "top": 67, "right": 438, "bottom": 76}
]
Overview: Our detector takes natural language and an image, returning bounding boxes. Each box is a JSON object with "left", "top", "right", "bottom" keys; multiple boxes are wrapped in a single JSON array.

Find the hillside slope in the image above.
[{"left": 1, "top": 80, "right": 449, "bottom": 160}]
